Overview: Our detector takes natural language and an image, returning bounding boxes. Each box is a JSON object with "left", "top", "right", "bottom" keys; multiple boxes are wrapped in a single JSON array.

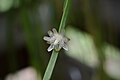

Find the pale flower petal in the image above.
[
  {"left": 64, "top": 37, "right": 70, "bottom": 43},
  {"left": 47, "top": 44, "right": 54, "bottom": 52},
  {"left": 52, "top": 28, "right": 57, "bottom": 34},
  {"left": 63, "top": 44, "right": 68, "bottom": 51},
  {"left": 43, "top": 36, "right": 51, "bottom": 41},
  {"left": 59, "top": 40, "right": 64, "bottom": 47},
  {"left": 48, "top": 30, "right": 53, "bottom": 37}
]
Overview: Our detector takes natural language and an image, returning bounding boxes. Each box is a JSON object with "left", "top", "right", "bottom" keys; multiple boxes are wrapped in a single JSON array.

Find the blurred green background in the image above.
[{"left": 0, "top": 0, "right": 120, "bottom": 80}]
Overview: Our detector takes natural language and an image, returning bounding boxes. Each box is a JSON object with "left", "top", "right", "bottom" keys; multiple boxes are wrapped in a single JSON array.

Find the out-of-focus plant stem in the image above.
[
  {"left": 43, "top": 50, "right": 59, "bottom": 80},
  {"left": 58, "top": 0, "right": 71, "bottom": 33},
  {"left": 20, "top": 7, "right": 45, "bottom": 77},
  {"left": 6, "top": 11, "right": 18, "bottom": 72},
  {"left": 43, "top": 0, "right": 71, "bottom": 80},
  {"left": 82, "top": 0, "right": 111, "bottom": 80}
]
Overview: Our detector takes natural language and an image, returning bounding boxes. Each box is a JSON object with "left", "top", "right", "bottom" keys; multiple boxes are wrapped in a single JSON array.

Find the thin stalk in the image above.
[
  {"left": 20, "top": 8, "right": 44, "bottom": 76},
  {"left": 59, "top": 0, "right": 71, "bottom": 33},
  {"left": 43, "top": 0, "right": 71, "bottom": 80},
  {"left": 6, "top": 11, "right": 18, "bottom": 72},
  {"left": 43, "top": 50, "right": 58, "bottom": 80},
  {"left": 82, "top": 0, "right": 110, "bottom": 80}
]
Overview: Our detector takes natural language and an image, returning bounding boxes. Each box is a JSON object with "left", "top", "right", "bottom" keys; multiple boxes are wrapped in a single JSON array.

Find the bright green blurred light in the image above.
[
  {"left": 66, "top": 26, "right": 99, "bottom": 68},
  {"left": 0, "top": 0, "right": 13, "bottom": 12}
]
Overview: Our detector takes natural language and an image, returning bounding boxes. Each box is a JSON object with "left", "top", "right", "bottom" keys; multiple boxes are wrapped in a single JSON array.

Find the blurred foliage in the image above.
[
  {"left": 66, "top": 26, "right": 98, "bottom": 68},
  {"left": 66, "top": 27, "right": 120, "bottom": 79}
]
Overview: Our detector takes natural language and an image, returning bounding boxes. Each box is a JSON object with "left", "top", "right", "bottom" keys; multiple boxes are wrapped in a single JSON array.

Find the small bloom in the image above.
[{"left": 43, "top": 28, "right": 69, "bottom": 52}]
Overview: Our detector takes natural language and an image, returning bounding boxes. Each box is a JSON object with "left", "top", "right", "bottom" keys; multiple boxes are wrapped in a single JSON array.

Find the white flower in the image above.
[{"left": 43, "top": 28, "right": 69, "bottom": 52}]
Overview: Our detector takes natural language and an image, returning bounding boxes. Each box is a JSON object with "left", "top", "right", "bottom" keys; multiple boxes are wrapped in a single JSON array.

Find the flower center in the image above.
[{"left": 54, "top": 34, "right": 63, "bottom": 45}]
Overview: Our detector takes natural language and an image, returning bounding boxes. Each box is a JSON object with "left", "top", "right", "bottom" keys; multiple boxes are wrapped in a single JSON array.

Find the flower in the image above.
[{"left": 43, "top": 28, "right": 69, "bottom": 52}]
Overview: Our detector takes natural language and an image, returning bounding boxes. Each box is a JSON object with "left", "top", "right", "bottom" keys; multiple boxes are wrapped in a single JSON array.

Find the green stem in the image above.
[
  {"left": 43, "top": 50, "right": 58, "bottom": 80},
  {"left": 58, "top": 0, "right": 71, "bottom": 33},
  {"left": 43, "top": 0, "right": 71, "bottom": 80}
]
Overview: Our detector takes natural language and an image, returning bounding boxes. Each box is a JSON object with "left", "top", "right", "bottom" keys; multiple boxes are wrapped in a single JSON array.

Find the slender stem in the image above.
[
  {"left": 43, "top": 50, "right": 58, "bottom": 80},
  {"left": 58, "top": 0, "right": 71, "bottom": 33},
  {"left": 21, "top": 8, "right": 44, "bottom": 74},
  {"left": 6, "top": 11, "right": 18, "bottom": 72},
  {"left": 43, "top": 0, "right": 71, "bottom": 80},
  {"left": 82, "top": 0, "right": 110, "bottom": 80}
]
